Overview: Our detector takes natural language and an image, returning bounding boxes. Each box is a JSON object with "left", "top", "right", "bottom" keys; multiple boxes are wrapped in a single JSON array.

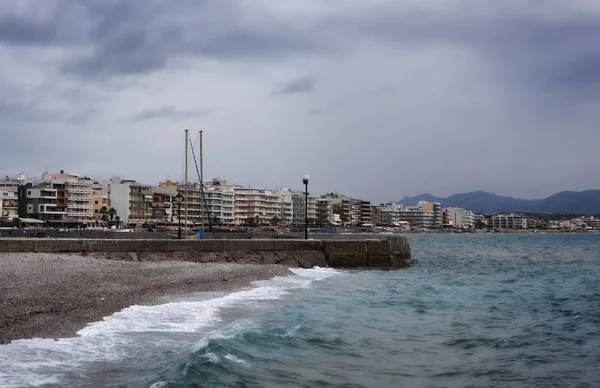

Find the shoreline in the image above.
[{"left": 0, "top": 253, "right": 292, "bottom": 344}]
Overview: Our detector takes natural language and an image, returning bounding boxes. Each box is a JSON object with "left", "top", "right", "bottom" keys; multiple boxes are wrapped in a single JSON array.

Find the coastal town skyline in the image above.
[
  {"left": 2, "top": 168, "right": 599, "bottom": 206},
  {"left": 1, "top": 1, "right": 599, "bottom": 203}
]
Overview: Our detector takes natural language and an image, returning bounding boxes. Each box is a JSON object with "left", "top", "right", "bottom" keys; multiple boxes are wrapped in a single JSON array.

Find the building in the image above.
[
  {"left": 360, "top": 200, "right": 372, "bottom": 225},
  {"left": 375, "top": 203, "right": 404, "bottom": 226},
  {"left": 582, "top": 217, "right": 600, "bottom": 230},
  {"left": 488, "top": 214, "right": 528, "bottom": 229},
  {"left": 92, "top": 181, "right": 109, "bottom": 220},
  {"left": 316, "top": 194, "right": 345, "bottom": 226},
  {"left": 234, "top": 187, "right": 281, "bottom": 225},
  {"left": 373, "top": 201, "right": 441, "bottom": 228},
  {"left": 316, "top": 198, "right": 335, "bottom": 225},
  {"left": 0, "top": 174, "right": 25, "bottom": 193},
  {"left": 274, "top": 189, "right": 293, "bottom": 225},
  {"left": 42, "top": 171, "right": 93, "bottom": 222},
  {"left": 0, "top": 190, "right": 19, "bottom": 218},
  {"left": 203, "top": 186, "right": 236, "bottom": 226},
  {"left": 105, "top": 177, "right": 153, "bottom": 225},
  {"left": 18, "top": 182, "right": 67, "bottom": 221},
  {"left": 339, "top": 198, "right": 362, "bottom": 226},
  {"left": 150, "top": 192, "right": 174, "bottom": 223},
  {"left": 291, "top": 192, "right": 317, "bottom": 226},
  {"left": 156, "top": 180, "right": 238, "bottom": 226},
  {"left": 443, "top": 208, "right": 475, "bottom": 229}
]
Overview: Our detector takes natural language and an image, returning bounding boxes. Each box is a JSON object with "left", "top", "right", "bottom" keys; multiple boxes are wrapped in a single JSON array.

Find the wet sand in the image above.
[{"left": 0, "top": 253, "right": 292, "bottom": 344}]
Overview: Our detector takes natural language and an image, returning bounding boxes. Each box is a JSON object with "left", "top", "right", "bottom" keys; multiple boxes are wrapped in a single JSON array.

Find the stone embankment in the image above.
[{"left": 0, "top": 237, "right": 411, "bottom": 268}]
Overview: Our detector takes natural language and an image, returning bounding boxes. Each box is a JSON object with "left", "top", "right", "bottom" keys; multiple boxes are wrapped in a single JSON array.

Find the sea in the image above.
[{"left": 1, "top": 233, "right": 599, "bottom": 387}]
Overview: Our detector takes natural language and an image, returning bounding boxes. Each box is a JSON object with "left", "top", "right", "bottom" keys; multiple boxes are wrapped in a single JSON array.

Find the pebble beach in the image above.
[{"left": 0, "top": 253, "right": 291, "bottom": 344}]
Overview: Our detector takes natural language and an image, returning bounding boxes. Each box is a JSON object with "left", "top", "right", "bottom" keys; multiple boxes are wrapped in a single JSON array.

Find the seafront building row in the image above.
[{"left": 2, "top": 171, "right": 598, "bottom": 230}]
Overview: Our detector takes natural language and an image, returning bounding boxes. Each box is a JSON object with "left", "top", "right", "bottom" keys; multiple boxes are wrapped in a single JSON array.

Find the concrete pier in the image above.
[{"left": 0, "top": 236, "right": 412, "bottom": 269}]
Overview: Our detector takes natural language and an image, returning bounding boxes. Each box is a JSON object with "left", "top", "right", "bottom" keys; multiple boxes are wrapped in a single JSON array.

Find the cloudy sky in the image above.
[{"left": 1, "top": 0, "right": 598, "bottom": 202}]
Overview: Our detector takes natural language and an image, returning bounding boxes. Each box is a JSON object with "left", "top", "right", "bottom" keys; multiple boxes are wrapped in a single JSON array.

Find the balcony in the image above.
[{"left": 67, "top": 204, "right": 93, "bottom": 209}]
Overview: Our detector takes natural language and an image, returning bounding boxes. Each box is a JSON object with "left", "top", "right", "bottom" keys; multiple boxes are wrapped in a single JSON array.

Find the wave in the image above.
[{"left": 0, "top": 267, "right": 342, "bottom": 388}]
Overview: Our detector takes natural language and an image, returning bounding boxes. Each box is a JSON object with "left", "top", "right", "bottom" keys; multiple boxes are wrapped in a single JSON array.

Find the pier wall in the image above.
[{"left": 0, "top": 237, "right": 411, "bottom": 269}]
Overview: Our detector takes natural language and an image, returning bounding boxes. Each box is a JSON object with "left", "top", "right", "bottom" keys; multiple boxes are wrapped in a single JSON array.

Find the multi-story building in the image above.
[
  {"left": 339, "top": 198, "right": 362, "bottom": 226},
  {"left": 360, "top": 200, "right": 372, "bottom": 225},
  {"left": 150, "top": 193, "right": 174, "bottom": 223},
  {"left": 92, "top": 190, "right": 109, "bottom": 220},
  {"left": 291, "top": 193, "right": 317, "bottom": 226},
  {"left": 106, "top": 177, "right": 153, "bottom": 225},
  {"left": 234, "top": 187, "right": 281, "bottom": 225},
  {"left": 203, "top": 186, "right": 236, "bottom": 226},
  {"left": 374, "top": 201, "right": 440, "bottom": 228},
  {"left": 0, "top": 190, "right": 19, "bottom": 218},
  {"left": 42, "top": 171, "right": 93, "bottom": 222},
  {"left": 316, "top": 194, "right": 345, "bottom": 226},
  {"left": 488, "top": 214, "right": 528, "bottom": 229},
  {"left": 0, "top": 174, "right": 25, "bottom": 193},
  {"left": 156, "top": 180, "right": 238, "bottom": 226},
  {"left": 316, "top": 198, "right": 335, "bottom": 225},
  {"left": 18, "top": 182, "right": 67, "bottom": 221},
  {"left": 582, "top": 217, "right": 600, "bottom": 229},
  {"left": 443, "top": 207, "right": 475, "bottom": 229},
  {"left": 375, "top": 203, "right": 403, "bottom": 226}
]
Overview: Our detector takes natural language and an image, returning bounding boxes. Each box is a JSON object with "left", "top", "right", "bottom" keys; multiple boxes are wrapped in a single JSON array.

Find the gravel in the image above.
[{"left": 0, "top": 253, "right": 292, "bottom": 344}]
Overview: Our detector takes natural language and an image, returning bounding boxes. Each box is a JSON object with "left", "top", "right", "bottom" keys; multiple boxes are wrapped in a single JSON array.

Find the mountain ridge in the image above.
[{"left": 395, "top": 190, "right": 600, "bottom": 214}]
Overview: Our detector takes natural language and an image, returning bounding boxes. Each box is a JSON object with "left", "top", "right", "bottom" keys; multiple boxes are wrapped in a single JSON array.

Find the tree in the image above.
[
  {"left": 115, "top": 215, "right": 121, "bottom": 229},
  {"left": 107, "top": 207, "right": 117, "bottom": 227},
  {"left": 100, "top": 206, "right": 109, "bottom": 223},
  {"left": 12, "top": 218, "right": 22, "bottom": 229},
  {"left": 271, "top": 215, "right": 280, "bottom": 226},
  {"left": 245, "top": 217, "right": 257, "bottom": 227}
]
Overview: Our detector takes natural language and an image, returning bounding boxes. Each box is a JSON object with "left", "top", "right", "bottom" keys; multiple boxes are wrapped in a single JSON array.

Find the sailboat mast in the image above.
[
  {"left": 184, "top": 129, "right": 189, "bottom": 238},
  {"left": 200, "top": 130, "right": 205, "bottom": 233}
]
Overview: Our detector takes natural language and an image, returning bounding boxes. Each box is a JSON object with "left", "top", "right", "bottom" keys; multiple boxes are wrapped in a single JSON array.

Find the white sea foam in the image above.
[
  {"left": 0, "top": 267, "right": 342, "bottom": 388},
  {"left": 224, "top": 353, "right": 249, "bottom": 366}
]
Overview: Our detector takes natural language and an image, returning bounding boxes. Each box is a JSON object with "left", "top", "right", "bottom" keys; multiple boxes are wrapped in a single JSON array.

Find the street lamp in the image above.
[
  {"left": 176, "top": 192, "right": 183, "bottom": 239},
  {"left": 303, "top": 175, "right": 309, "bottom": 240}
]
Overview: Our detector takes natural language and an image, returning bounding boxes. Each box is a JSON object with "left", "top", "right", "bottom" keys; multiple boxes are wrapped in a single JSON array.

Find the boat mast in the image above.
[
  {"left": 184, "top": 129, "right": 189, "bottom": 238},
  {"left": 200, "top": 130, "right": 205, "bottom": 234}
]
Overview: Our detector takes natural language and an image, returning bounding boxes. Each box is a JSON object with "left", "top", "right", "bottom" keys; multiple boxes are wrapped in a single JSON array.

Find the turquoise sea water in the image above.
[{"left": 1, "top": 234, "right": 600, "bottom": 387}]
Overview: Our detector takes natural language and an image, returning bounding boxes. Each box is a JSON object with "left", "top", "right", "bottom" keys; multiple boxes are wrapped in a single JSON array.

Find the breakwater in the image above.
[{"left": 0, "top": 237, "right": 411, "bottom": 268}]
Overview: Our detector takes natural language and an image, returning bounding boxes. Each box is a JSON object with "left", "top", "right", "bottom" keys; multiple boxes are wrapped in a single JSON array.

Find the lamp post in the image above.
[
  {"left": 303, "top": 175, "right": 309, "bottom": 240},
  {"left": 176, "top": 192, "right": 183, "bottom": 239}
]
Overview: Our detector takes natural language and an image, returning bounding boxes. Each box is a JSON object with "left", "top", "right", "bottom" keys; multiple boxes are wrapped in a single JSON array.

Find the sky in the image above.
[{"left": 0, "top": 0, "right": 599, "bottom": 203}]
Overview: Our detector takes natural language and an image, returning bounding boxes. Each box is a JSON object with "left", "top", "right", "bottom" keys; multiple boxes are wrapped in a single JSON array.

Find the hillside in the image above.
[{"left": 395, "top": 190, "right": 600, "bottom": 214}]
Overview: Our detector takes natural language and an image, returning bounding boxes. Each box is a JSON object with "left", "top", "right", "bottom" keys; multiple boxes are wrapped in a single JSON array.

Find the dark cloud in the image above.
[
  {"left": 275, "top": 75, "right": 317, "bottom": 95},
  {"left": 329, "top": 3, "right": 600, "bottom": 103},
  {"left": 132, "top": 106, "right": 211, "bottom": 122},
  {"left": 1, "top": 1, "right": 599, "bottom": 200}
]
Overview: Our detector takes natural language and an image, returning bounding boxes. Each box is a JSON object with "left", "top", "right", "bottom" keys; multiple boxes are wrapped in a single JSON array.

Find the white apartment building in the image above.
[
  {"left": 234, "top": 187, "right": 281, "bottom": 225},
  {"left": 488, "top": 214, "right": 528, "bottom": 229},
  {"left": 376, "top": 204, "right": 405, "bottom": 226},
  {"left": 105, "top": 177, "right": 153, "bottom": 225},
  {"left": 203, "top": 186, "right": 236, "bottom": 226},
  {"left": 0, "top": 174, "right": 25, "bottom": 193},
  {"left": 274, "top": 189, "right": 294, "bottom": 225},
  {"left": 0, "top": 190, "right": 19, "bottom": 218},
  {"left": 444, "top": 207, "right": 475, "bottom": 229},
  {"left": 374, "top": 202, "right": 438, "bottom": 228}
]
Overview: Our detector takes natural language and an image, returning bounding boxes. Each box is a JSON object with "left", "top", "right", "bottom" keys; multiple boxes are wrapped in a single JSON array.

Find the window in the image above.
[{"left": 95, "top": 200, "right": 99, "bottom": 205}]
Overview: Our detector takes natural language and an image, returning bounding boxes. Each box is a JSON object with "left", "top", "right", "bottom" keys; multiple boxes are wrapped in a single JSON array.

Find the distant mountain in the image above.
[{"left": 395, "top": 190, "right": 600, "bottom": 214}]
